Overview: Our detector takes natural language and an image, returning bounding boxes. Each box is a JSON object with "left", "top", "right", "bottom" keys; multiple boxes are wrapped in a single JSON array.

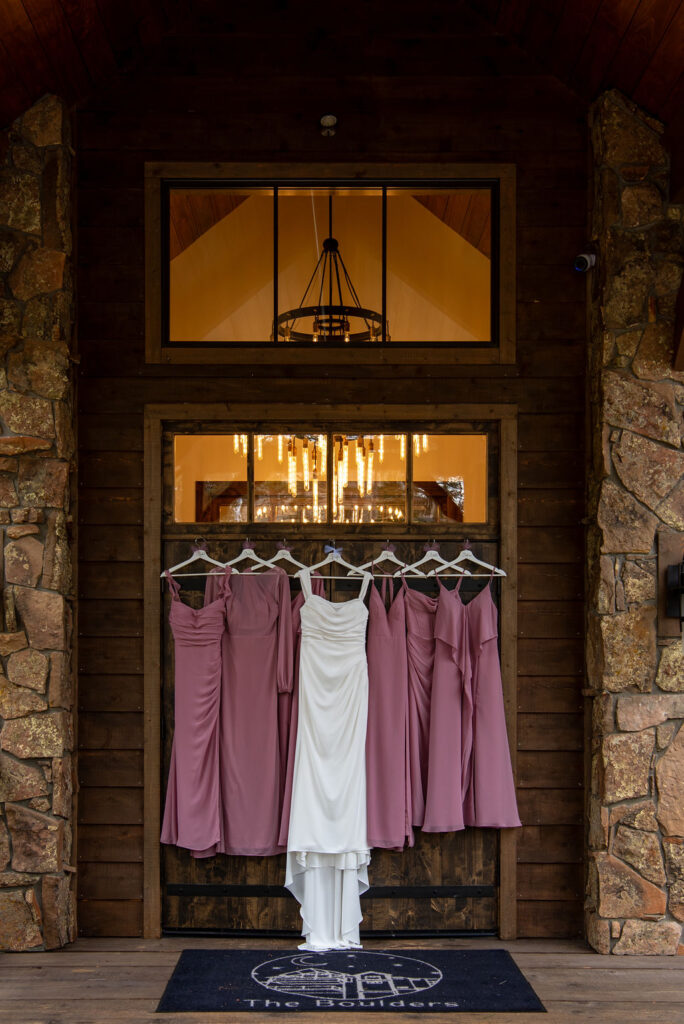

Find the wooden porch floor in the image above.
[{"left": 1, "top": 936, "right": 683, "bottom": 1023}]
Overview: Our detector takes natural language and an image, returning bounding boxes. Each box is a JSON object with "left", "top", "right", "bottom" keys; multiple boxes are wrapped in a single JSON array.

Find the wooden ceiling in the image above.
[{"left": 1, "top": 0, "right": 684, "bottom": 190}]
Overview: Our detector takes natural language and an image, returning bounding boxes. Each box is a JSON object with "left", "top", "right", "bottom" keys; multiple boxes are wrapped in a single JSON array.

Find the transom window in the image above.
[
  {"left": 164, "top": 182, "right": 498, "bottom": 348},
  {"left": 173, "top": 432, "right": 488, "bottom": 525}
]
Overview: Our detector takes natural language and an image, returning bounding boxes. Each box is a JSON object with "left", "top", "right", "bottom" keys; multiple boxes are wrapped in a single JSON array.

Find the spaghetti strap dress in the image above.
[
  {"left": 366, "top": 574, "right": 413, "bottom": 849},
  {"left": 278, "top": 571, "right": 326, "bottom": 849},
  {"left": 286, "top": 567, "right": 372, "bottom": 951},
  {"left": 196, "top": 565, "right": 293, "bottom": 857},
  {"left": 160, "top": 569, "right": 227, "bottom": 852},
  {"left": 423, "top": 574, "right": 468, "bottom": 833},
  {"left": 402, "top": 575, "right": 439, "bottom": 828},
  {"left": 462, "top": 576, "right": 521, "bottom": 829}
]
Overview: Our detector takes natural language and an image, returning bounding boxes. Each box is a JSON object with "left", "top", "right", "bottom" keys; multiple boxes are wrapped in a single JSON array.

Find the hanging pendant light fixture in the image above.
[{"left": 273, "top": 195, "right": 385, "bottom": 345}]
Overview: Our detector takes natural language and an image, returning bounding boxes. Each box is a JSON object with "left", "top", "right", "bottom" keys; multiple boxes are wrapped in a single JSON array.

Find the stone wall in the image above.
[
  {"left": 0, "top": 96, "right": 76, "bottom": 950},
  {"left": 586, "top": 90, "right": 684, "bottom": 955}
]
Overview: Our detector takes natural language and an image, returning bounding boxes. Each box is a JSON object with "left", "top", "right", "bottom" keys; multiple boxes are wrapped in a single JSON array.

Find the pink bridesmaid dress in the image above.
[
  {"left": 402, "top": 576, "right": 439, "bottom": 828},
  {"left": 366, "top": 576, "right": 413, "bottom": 849},
  {"left": 278, "top": 572, "right": 325, "bottom": 848},
  {"left": 197, "top": 566, "right": 293, "bottom": 857},
  {"left": 462, "top": 576, "right": 521, "bottom": 828},
  {"left": 422, "top": 574, "right": 468, "bottom": 833},
  {"left": 160, "top": 569, "right": 227, "bottom": 852}
]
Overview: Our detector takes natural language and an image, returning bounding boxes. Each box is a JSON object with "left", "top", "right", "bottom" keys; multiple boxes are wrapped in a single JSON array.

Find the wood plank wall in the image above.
[{"left": 75, "top": 25, "right": 588, "bottom": 939}]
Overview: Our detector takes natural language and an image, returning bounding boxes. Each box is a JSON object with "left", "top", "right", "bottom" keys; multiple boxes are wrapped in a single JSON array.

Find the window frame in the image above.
[{"left": 145, "top": 162, "right": 516, "bottom": 366}]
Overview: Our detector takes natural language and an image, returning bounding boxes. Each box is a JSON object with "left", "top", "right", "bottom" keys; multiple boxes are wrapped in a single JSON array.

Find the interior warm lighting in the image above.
[
  {"left": 422, "top": 434, "right": 428, "bottom": 452},
  {"left": 378, "top": 435, "right": 384, "bottom": 463},
  {"left": 277, "top": 434, "right": 283, "bottom": 463},
  {"left": 241, "top": 434, "right": 248, "bottom": 457},
  {"left": 302, "top": 439, "right": 310, "bottom": 489},
  {"left": 256, "top": 435, "right": 264, "bottom": 460},
  {"left": 233, "top": 434, "right": 239, "bottom": 454}
]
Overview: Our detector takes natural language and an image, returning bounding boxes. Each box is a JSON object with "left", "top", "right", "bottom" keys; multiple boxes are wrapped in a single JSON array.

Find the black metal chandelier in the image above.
[{"left": 273, "top": 197, "right": 385, "bottom": 345}]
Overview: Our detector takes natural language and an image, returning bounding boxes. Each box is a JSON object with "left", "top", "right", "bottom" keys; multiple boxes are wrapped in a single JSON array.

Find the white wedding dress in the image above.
[{"left": 285, "top": 567, "right": 372, "bottom": 950}]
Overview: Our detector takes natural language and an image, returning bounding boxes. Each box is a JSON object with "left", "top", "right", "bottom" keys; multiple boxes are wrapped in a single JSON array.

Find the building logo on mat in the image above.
[{"left": 250, "top": 952, "right": 451, "bottom": 1008}]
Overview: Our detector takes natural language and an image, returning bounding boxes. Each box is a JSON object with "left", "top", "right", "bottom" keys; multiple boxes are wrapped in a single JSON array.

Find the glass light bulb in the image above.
[
  {"left": 256, "top": 435, "right": 263, "bottom": 460},
  {"left": 277, "top": 435, "right": 283, "bottom": 463},
  {"left": 422, "top": 434, "right": 428, "bottom": 452},
  {"left": 400, "top": 435, "right": 406, "bottom": 460},
  {"left": 378, "top": 434, "right": 384, "bottom": 463}
]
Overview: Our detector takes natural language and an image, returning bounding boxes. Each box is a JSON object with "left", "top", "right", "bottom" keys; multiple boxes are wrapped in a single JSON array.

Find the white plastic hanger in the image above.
[
  {"left": 299, "top": 543, "right": 369, "bottom": 580},
  {"left": 265, "top": 542, "right": 308, "bottom": 573},
  {"left": 160, "top": 546, "right": 225, "bottom": 579},
  {"left": 395, "top": 542, "right": 471, "bottom": 578},
  {"left": 430, "top": 542, "right": 506, "bottom": 578},
  {"left": 357, "top": 543, "right": 409, "bottom": 575},
  {"left": 226, "top": 540, "right": 272, "bottom": 572}
]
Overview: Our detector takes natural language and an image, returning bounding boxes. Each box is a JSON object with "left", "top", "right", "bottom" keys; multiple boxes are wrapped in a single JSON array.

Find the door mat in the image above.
[{"left": 157, "top": 948, "right": 546, "bottom": 1013}]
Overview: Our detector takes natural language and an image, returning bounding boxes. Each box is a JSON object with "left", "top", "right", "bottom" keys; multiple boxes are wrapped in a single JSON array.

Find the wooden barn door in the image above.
[{"left": 157, "top": 417, "right": 511, "bottom": 936}]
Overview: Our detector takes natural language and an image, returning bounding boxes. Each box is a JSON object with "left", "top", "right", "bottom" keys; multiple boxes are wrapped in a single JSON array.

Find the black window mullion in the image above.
[{"left": 247, "top": 434, "right": 255, "bottom": 523}]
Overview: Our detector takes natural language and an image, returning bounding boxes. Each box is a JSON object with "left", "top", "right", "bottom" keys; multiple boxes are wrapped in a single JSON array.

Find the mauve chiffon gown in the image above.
[
  {"left": 160, "top": 569, "right": 226, "bottom": 852},
  {"left": 196, "top": 566, "right": 293, "bottom": 857},
  {"left": 422, "top": 574, "right": 468, "bottom": 833},
  {"left": 402, "top": 576, "right": 439, "bottom": 828},
  {"left": 366, "top": 576, "right": 413, "bottom": 849},
  {"left": 462, "top": 578, "right": 521, "bottom": 828}
]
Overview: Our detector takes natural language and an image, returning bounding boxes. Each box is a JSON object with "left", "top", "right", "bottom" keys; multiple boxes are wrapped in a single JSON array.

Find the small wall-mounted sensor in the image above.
[
  {"left": 574, "top": 253, "right": 596, "bottom": 272},
  {"left": 320, "top": 114, "right": 337, "bottom": 136}
]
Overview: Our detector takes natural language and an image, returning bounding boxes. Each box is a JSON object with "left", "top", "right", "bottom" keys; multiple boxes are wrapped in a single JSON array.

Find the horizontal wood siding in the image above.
[{"left": 76, "top": 31, "right": 587, "bottom": 938}]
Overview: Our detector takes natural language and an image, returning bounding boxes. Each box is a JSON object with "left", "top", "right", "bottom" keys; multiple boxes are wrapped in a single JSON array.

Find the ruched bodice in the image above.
[{"left": 300, "top": 592, "right": 369, "bottom": 644}]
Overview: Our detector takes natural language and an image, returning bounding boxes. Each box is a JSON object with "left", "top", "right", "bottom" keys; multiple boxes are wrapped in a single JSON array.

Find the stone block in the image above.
[
  {"left": 0, "top": 819, "right": 8, "bottom": 870},
  {"left": 0, "top": 676, "right": 47, "bottom": 718},
  {"left": 596, "top": 852, "right": 666, "bottom": 918},
  {"left": 22, "top": 295, "right": 54, "bottom": 341},
  {"left": 0, "top": 227, "right": 24, "bottom": 273},
  {"left": 656, "top": 726, "right": 684, "bottom": 835},
  {"left": 47, "top": 651, "right": 71, "bottom": 709},
  {"left": 657, "top": 480, "right": 684, "bottom": 530},
  {"left": 0, "top": 711, "right": 70, "bottom": 758},
  {"left": 0, "top": 631, "right": 27, "bottom": 655},
  {"left": 656, "top": 642, "right": 684, "bottom": 691},
  {"left": 612, "top": 431, "right": 684, "bottom": 512},
  {"left": 11, "top": 508, "right": 44, "bottom": 523},
  {"left": 42, "top": 511, "right": 71, "bottom": 592},
  {"left": 600, "top": 607, "right": 657, "bottom": 692},
  {"left": 5, "top": 803, "right": 63, "bottom": 872},
  {"left": 19, "top": 95, "right": 64, "bottom": 148},
  {"left": 603, "top": 258, "right": 653, "bottom": 327},
  {"left": 0, "top": 392, "right": 53, "bottom": 439},
  {"left": 53, "top": 402, "right": 74, "bottom": 460},
  {"left": 602, "top": 729, "right": 654, "bottom": 802},
  {"left": 0, "top": 889, "right": 43, "bottom": 951},
  {"left": 0, "top": 173, "right": 41, "bottom": 233},
  {"left": 4, "top": 536, "right": 44, "bottom": 586},
  {"left": 585, "top": 910, "right": 611, "bottom": 953},
  {"left": 14, "top": 587, "right": 65, "bottom": 650},
  {"left": 613, "top": 919, "right": 681, "bottom": 955},
  {"left": 0, "top": 297, "right": 21, "bottom": 334},
  {"left": 11, "top": 140, "right": 41, "bottom": 175},
  {"left": 616, "top": 694, "right": 684, "bottom": 730},
  {"left": 598, "top": 556, "right": 615, "bottom": 613},
  {"left": 621, "top": 183, "right": 663, "bottom": 227},
  {"left": 0, "top": 871, "right": 40, "bottom": 887},
  {"left": 0, "top": 435, "right": 51, "bottom": 455},
  {"left": 657, "top": 722, "right": 677, "bottom": 749},
  {"left": 598, "top": 480, "right": 657, "bottom": 555},
  {"left": 8, "top": 338, "right": 70, "bottom": 400},
  {"left": 0, "top": 752, "right": 49, "bottom": 801},
  {"left": 42, "top": 873, "right": 75, "bottom": 948},
  {"left": 655, "top": 256, "right": 684, "bottom": 296},
  {"left": 7, "top": 647, "right": 49, "bottom": 692},
  {"left": 603, "top": 372, "right": 681, "bottom": 447},
  {"left": 18, "top": 457, "right": 68, "bottom": 508},
  {"left": 9, "top": 248, "right": 65, "bottom": 301},
  {"left": 7, "top": 525, "right": 40, "bottom": 538},
  {"left": 621, "top": 558, "right": 656, "bottom": 604},
  {"left": 609, "top": 799, "right": 658, "bottom": 831},
  {"left": 597, "top": 92, "right": 667, "bottom": 166},
  {"left": 52, "top": 754, "right": 72, "bottom": 818},
  {"left": 612, "top": 824, "right": 666, "bottom": 885},
  {"left": 0, "top": 472, "right": 18, "bottom": 507}
]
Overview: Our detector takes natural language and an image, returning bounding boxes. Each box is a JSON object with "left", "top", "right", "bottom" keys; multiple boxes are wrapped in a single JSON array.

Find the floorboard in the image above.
[{"left": 1, "top": 938, "right": 682, "bottom": 1023}]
